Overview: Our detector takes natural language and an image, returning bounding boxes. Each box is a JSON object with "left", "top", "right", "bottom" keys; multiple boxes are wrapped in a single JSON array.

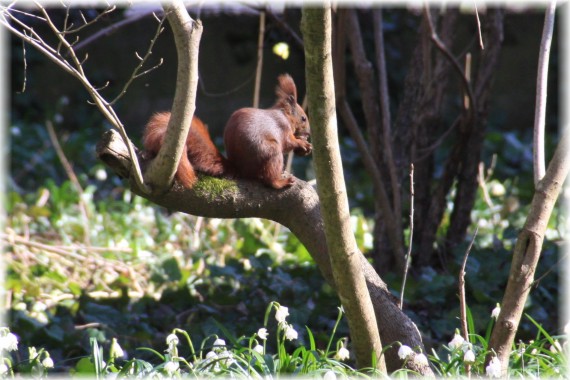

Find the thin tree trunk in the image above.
[
  {"left": 144, "top": 3, "right": 202, "bottom": 192},
  {"left": 301, "top": 4, "right": 385, "bottom": 371},
  {"left": 445, "top": 9, "right": 504, "bottom": 252},
  {"left": 344, "top": 9, "right": 405, "bottom": 271},
  {"left": 487, "top": 131, "right": 569, "bottom": 375}
]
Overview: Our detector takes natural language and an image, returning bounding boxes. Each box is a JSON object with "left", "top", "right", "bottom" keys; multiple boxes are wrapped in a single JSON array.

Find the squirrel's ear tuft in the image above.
[{"left": 276, "top": 74, "right": 297, "bottom": 105}]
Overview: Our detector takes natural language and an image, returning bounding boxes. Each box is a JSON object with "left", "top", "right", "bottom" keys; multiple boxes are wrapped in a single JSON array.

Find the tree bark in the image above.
[
  {"left": 445, "top": 8, "right": 504, "bottom": 252},
  {"left": 96, "top": 129, "right": 433, "bottom": 375},
  {"left": 487, "top": 131, "right": 569, "bottom": 375},
  {"left": 144, "top": 2, "right": 202, "bottom": 192},
  {"left": 301, "top": 5, "right": 385, "bottom": 371}
]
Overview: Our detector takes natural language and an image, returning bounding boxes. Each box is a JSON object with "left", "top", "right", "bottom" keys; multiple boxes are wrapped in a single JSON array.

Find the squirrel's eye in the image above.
[{"left": 301, "top": 116, "right": 307, "bottom": 122}]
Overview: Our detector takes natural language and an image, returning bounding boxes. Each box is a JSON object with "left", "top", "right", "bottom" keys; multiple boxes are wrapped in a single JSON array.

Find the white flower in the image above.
[
  {"left": 0, "top": 364, "right": 8, "bottom": 375},
  {"left": 550, "top": 340, "right": 562, "bottom": 353},
  {"left": 253, "top": 344, "right": 264, "bottom": 354},
  {"left": 486, "top": 357, "right": 502, "bottom": 378},
  {"left": 448, "top": 333, "right": 465, "bottom": 350},
  {"left": 415, "top": 353, "right": 429, "bottom": 366},
  {"left": 205, "top": 351, "right": 218, "bottom": 360},
  {"left": 323, "top": 370, "right": 337, "bottom": 380},
  {"left": 218, "top": 350, "right": 236, "bottom": 365},
  {"left": 257, "top": 328, "right": 268, "bottom": 340},
  {"left": 463, "top": 349, "right": 475, "bottom": 364},
  {"left": 95, "top": 168, "right": 107, "bottom": 181},
  {"left": 275, "top": 305, "right": 289, "bottom": 323},
  {"left": 491, "top": 304, "right": 501, "bottom": 320},
  {"left": 398, "top": 345, "right": 413, "bottom": 360},
  {"left": 166, "top": 334, "right": 179, "bottom": 346},
  {"left": 42, "top": 356, "right": 54, "bottom": 368},
  {"left": 490, "top": 183, "right": 506, "bottom": 197},
  {"left": 284, "top": 324, "right": 298, "bottom": 341},
  {"left": 110, "top": 338, "right": 124, "bottom": 359},
  {"left": 335, "top": 347, "right": 350, "bottom": 361},
  {"left": 213, "top": 338, "right": 226, "bottom": 348},
  {"left": 164, "top": 360, "right": 179, "bottom": 374},
  {"left": 0, "top": 332, "right": 18, "bottom": 352}
]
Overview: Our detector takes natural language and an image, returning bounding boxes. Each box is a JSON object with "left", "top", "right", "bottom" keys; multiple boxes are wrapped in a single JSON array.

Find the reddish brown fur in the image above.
[
  {"left": 223, "top": 74, "right": 312, "bottom": 189},
  {"left": 142, "top": 112, "right": 226, "bottom": 188}
]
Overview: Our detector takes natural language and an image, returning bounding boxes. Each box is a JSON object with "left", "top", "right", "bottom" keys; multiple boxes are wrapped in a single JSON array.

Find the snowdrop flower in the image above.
[
  {"left": 0, "top": 332, "right": 18, "bottom": 352},
  {"left": 253, "top": 344, "right": 264, "bottom": 354},
  {"left": 283, "top": 324, "right": 298, "bottom": 341},
  {"left": 213, "top": 338, "right": 226, "bottom": 348},
  {"left": 218, "top": 350, "right": 236, "bottom": 365},
  {"left": 275, "top": 305, "right": 289, "bottom": 323},
  {"left": 335, "top": 347, "right": 350, "bottom": 361},
  {"left": 0, "top": 364, "right": 8, "bottom": 375},
  {"left": 110, "top": 338, "right": 125, "bottom": 360},
  {"left": 550, "top": 340, "right": 562, "bottom": 353},
  {"left": 42, "top": 356, "right": 54, "bottom": 368},
  {"left": 164, "top": 360, "right": 179, "bottom": 374},
  {"left": 463, "top": 349, "right": 475, "bottom": 364},
  {"left": 448, "top": 332, "right": 465, "bottom": 350},
  {"left": 486, "top": 357, "right": 502, "bottom": 378},
  {"left": 491, "top": 304, "right": 501, "bottom": 320},
  {"left": 398, "top": 345, "right": 413, "bottom": 360},
  {"left": 206, "top": 351, "right": 218, "bottom": 360},
  {"left": 415, "top": 353, "right": 429, "bottom": 366},
  {"left": 257, "top": 328, "right": 268, "bottom": 340},
  {"left": 323, "top": 370, "right": 337, "bottom": 380}
]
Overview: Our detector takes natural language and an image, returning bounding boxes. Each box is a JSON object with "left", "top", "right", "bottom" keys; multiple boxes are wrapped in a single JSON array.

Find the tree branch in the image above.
[
  {"left": 143, "top": 2, "right": 202, "bottom": 192},
  {"left": 487, "top": 130, "right": 569, "bottom": 374},
  {"left": 1, "top": 4, "right": 150, "bottom": 193},
  {"left": 533, "top": 0, "right": 556, "bottom": 185}
]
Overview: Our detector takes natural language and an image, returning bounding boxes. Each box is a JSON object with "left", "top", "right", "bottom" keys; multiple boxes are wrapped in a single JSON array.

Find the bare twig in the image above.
[
  {"left": 458, "top": 226, "right": 478, "bottom": 376},
  {"left": 253, "top": 9, "right": 265, "bottom": 108},
  {"left": 60, "top": 6, "right": 117, "bottom": 35},
  {"left": 533, "top": 0, "right": 556, "bottom": 185},
  {"left": 110, "top": 13, "right": 165, "bottom": 105},
  {"left": 424, "top": 5, "right": 476, "bottom": 121},
  {"left": 46, "top": 120, "right": 91, "bottom": 245},
  {"left": 477, "top": 161, "right": 494, "bottom": 210},
  {"left": 17, "top": 38, "right": 27, "bottom": 93},
  {"left": 400, "top": 163, "right": 414, "bottom": 309},
  {"left": 474, "top": 0, "right": 484, "bottom": 50},
  {"left": 74, "top": 9, "right": 159, "bottom": 51}
]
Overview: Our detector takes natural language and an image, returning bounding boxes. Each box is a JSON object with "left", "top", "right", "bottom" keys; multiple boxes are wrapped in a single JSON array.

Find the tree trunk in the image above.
[
  {"left": 144, "top": 3, "right": 202, "bottom": 193},
  {"left": 302, "top": 4, "right": 385, "bottom": 371},
  {"left": 487, "top": 131, "right": 569, "bottom": 375}
]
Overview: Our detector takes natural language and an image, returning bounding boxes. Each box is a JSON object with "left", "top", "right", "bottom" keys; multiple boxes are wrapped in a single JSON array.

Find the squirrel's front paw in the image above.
[{"left": 295, "top": 141, "right": 312, "bottom": 156}]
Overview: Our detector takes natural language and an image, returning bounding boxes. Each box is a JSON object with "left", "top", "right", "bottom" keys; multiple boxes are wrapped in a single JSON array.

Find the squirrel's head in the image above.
[{"left": 275, "top": 74, "right": 310, "bottom": 139}]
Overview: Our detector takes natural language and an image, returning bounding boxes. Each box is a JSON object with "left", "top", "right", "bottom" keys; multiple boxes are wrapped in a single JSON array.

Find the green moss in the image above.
[{"left": 193, "top": 175, "right": 238, "bottom": 200}]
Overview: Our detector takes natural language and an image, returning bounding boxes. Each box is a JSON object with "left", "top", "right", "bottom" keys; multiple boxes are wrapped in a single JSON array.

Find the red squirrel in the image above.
[
  {"left": 142, "top": 113, "right": 226, "bottom": 188},
  {"left": 223, "top": 74, "right": 312, "bottom": 189},
  {"left": 142, "top": 74, "right": 311, "bottom": 189}
]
